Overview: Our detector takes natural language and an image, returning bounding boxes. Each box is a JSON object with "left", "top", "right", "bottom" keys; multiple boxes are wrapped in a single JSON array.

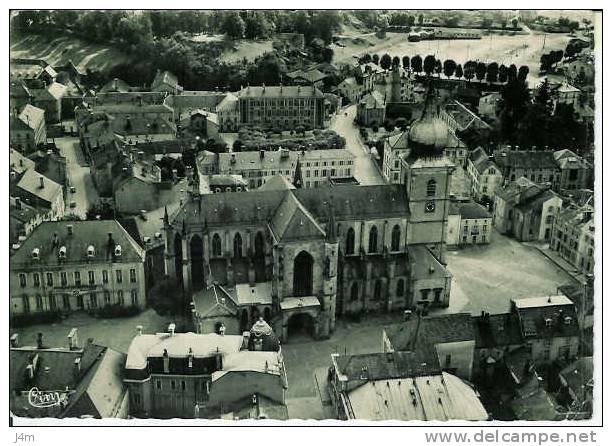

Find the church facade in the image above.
[{"left": 163, "top": 95, "right": 455, "bottom": 342}]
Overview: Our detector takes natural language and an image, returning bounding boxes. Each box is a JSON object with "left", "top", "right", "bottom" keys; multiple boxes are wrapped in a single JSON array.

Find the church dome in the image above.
[{"left": 408, "top": 114, "right": 449, "bottom": 149}]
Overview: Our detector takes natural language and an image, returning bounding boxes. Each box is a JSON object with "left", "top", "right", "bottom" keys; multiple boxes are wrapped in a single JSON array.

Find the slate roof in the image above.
[
  {"left": 257, "top": 175, "right": 296, "bottom": 191},
  {"left": 494, "top": 150, "right": 558, "bottom": 170},
  {"left": 10, "top": 220, "right": 145, "bottom": 267},
  {"left": 472, "top": 313, "right": 524, "bottom": 349},
  {"left": 456, "top": 201, "right": 491, "bottom": 220},
  {"left": 515, "top": 189, "right": 559, "bottom": 213},
  {"left": 512, "top": 295, "right": 580, "bottom": 339},
  {"left": 359, "top": 91, "right": 385, "bottom": 109},
  {"left": 410, "top": 245, "right": 450, "bottom": 280},
  {"left": 334, "top": 352, "right": 441, "bottom": 382},
  {"left": 559, "top": 357, "right": 593, "bottom": 402},
  {"left": 287, "top": 68, "right": 327, "bottom": 83},
  {"left": 385, "top": 313, "right": 475, "bottom": 361},
  {"left": 16, "top": 169, "right": 62, "bottom": 205},
  {"left": 31, "top": 82, "right": 68, "bottom": 101},
  {"left": 237, "top": 85, "right": 324, "bottom": 99},
  {"left": 270, "top": 191, "right": 326, "bottom": 241},
  {"left": 553, "top": 149, "right": 592, "bottom": 170},
  {"left": 192, "top": 282, "right": 238, "bottom": 319},
  {"left": 10, "top": 148, "right": 36, "bottom": 174},
  {"left": 12, "top": 104, "right": 45, "bottom": 130},
  {"left": 99, "top": 78, "right": 136, "bottom": 93}
]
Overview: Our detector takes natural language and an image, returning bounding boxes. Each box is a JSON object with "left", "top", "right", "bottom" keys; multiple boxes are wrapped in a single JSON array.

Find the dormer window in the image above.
[
  {"left": 114, "top": 245, "right": 122, "bottom": 257},
  {"left": 564, "top": 316, "right": 572, "bottom": 325},
  {"left": 87, "top": 245, "right": 95, "bottom": 258},
  {"left": 544, "top": 317, "right": 553, "bottom": 327},
  {"left": 31, "top": 248, "right": 40, "bottom": 260},
  {"left": 59, "top": 246, "right": 67, "bottom": 259}
]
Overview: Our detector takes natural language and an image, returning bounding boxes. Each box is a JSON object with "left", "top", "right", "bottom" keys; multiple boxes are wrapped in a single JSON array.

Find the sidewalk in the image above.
[{"left": 524, "top": 242, "right": 584, "bottom": 285}]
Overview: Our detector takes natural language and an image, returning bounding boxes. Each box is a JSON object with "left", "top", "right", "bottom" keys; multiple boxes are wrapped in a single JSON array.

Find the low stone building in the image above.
[
  {"left": 356, "top": 91, "right": 386, "bottom": 127},
  {"left": 553, "top": 149, "right": 594, "bottom": 192},
  {"left": 466, "top": 147, "right": 504, "bottom": 202},
  {"left": 447, "top": 200, "right": 492, "bottom": 247}
]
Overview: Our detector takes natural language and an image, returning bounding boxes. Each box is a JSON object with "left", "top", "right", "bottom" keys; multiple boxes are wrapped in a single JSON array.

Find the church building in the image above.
[{"left": 163, "top": 92, "right": 455, "bottom": 342}]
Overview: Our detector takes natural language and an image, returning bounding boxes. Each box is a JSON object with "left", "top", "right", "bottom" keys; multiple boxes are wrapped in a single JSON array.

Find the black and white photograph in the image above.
[{"left": 6, "top": 5, "right": 603, "bottom": 437}]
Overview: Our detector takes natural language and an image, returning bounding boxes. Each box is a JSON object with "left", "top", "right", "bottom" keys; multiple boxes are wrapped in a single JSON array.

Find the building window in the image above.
[
  {"left": 49, "top": 293, "right": 56, "bottom": 311},
  {"left": 420, "top": 289, "right": 430, "bottom": 301},
  {"left": 345, "top": 228, "right": 355, "bottom": 255},
  {"left": 171, "top": 380, "right": 176, "bottom": 390},
  {"left": 60, "top": 272, "right": 67, "bottom": 286},
  {"left": 19, "top": 273, "right": 26, "bottom": 287},
  {"left": 102, "top": 270, "right": 109, "bottom": 284},
  {"left": 88, "top": 271, "right": 95, "bottom": 285},
  {"left": 427, "top": 179, "right": 437, "bottom": 197},
  {"left": 131, "top": 290, "right": 138, "bottom": 306},
  {"left": 391, "top": 225, "right": 401, "bottom": 251},
  {"left": 117, "top": 290, "right": 124, "bottom": 305},
  {"left": 373, "top": 280, "right": 382, "bottom": 301},
  {"left": 445, "top": 354, "right": 452, "bottom": 368},
  {"left": 233, "top": 233, "right": 243, "bottom": 258},
  {"left": 62, "top": 294, "right": 70, "bottom": 310},
  {"left": 156, "top": 380, "right": 162, "bottom": 390},
  {"left": 116, "top": 270, "right": 122, "bottom": 284},
  {"left": 90, "top": 293, "right": 98, "bottom": 309},
  {"left": 181, "top": 380, "right": 186, "bottom": 391},
  {"left": 434, "top": 288, "right": 442, "bottom": 302},
  {"left": 368, "top": 226, "right": 378, "bottom": 253},
  {"left": 35, "top": 294, "right": 43, "bottom": 311},
  {"left": 396, "top": 279, "right": 405, "bottom": 298},
  {"left": 130, "top": 269, "right": 137, "bottom": 283},
  {"left": 22, "top": 295, "right": 30, "bottom": 313},
  {"left": 350, "top": 282, "right": 359, "bottom": 301},
  {"left": 104, "top": 291, "right": 111, "bottom": 306},
  {"left": 212, "top": 233, "right": 222, "bottom": 257},
  {"left": 33, "top": 273, "right": 40, "bottom": 287},
  {"left": 74, "top": 271, "right": 81, "bottom": 286}
]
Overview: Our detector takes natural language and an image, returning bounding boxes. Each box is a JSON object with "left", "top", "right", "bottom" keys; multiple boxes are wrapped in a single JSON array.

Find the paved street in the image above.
[
  {"left": 330, "top": 104, "right": 386, "bottom": 186},
  {"left": 55, "top": 136, "right": 100, "bottom": 219}
]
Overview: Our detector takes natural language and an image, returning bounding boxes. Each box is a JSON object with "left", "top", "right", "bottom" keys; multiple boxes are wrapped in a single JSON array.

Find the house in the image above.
[
  {"left": 552, "top": 82, "right": 581, "bottom": 108},
  {"left": 10, "top": 81, "right": 32, "bottom": 110},
  {"left": 553, "top": 149, "right": 593, "bottom": 192},
  {"left": 10, "top": 197, "right": 44, "bottom": 246},
  {"left": 286, "top": 68, "right": 328, "bottom": 88},
  {"left": 550, "top": 202, "right": 594, "bottom": 275},
  {"left": 99, "top": 78, "right": 138, "bottom": 93},
  {"left": 562, "top": 54, "right": 595, "bottom": 85},
  {"left": 493, "top": 177, "right": 562, "bottom": 242},
  {"left": 511, "top": 295, "right": 580, "bottom": 365},
  {"left": 123, "top": 324, "right": 286, "bottom": 419},
  {"left": 14, "top": 169, "right": 65, "bottom": 221},
  {"left": 447, "top": 200, "right": 492, "bottom": 247},
  {"left": 10, "top": 104, "right": 47, "bottom": 152},
  {"left": 10, "top": 59, "right": 57, "bottom": 84},
  {"left": 356, "top": 91, "right": 386, "bottom": 127},
  {"left": 9, "top": 329, "right": 128, "bottom": 419},
  {"left": 28, "top": 148, "right": 68, "bottom": 189},
  {"left": 215, "top": 93, "right": 239, "bottom": 132},
  {"left": 9, "top": 220, "right": 146, "bottom": 316},
  {"left": 478, "top": 92, "right": 502, "bottom": 121},
  {"left": 151, "top": 70, "right": 183, "bottom": 94},
  {"left": 337, "top": 77, "right": 361, "bottom": 103},
  {"left": 30, "top": 82, "right": 68, "bottom": 123},
  {"left": 10, "top": 148, "right": 36, "bottom": 178},
  {"left": 383, "top": 313, "right": 476, "bottom": 380},
  {"left": 558, "top": 357, "right": 593, "bottom": 417},
  {"left": 442, "top": 99, "right": 492, "bottom": 134},
  {"left": 327, "top": 351, "right": 488, "bottom": 421},
  {"left": 466, "top": 147, "right": 504, "bottom": 202},
  {"left": 235, "top": 85, "right": 325, "bottom": 130},
  {"left": 201, "top": 174, "right": 249, "bottom": 194}
]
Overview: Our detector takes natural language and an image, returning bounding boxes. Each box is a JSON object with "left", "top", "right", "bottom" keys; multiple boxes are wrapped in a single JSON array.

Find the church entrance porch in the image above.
[{"left": 279, "top": 296, "right": 321, "bottom": 343}]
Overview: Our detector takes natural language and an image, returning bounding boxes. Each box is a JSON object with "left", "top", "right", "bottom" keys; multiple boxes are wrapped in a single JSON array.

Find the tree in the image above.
[
  {"left": 402, "top": 56, "right": 410, "bottom": 70},
  {"left": 534, "top": 78, "right": 553, "bottom": 109},
  {"left": 392, "top": 56, "right": 400, "bottom": 67},
  {"left": 499, "top": 78, "right": 531, "bottom": 143},
  {"left": 486, "top": 62, "right": 499, "bottom": 83},
  {"left": 464, "top": 61, "right": 475, "bottom": 82},
  {"left": 372, "top": 54, "right": 380, "bottom": 65},
  {"left": 518, "top": 65, "right": 529, "bottom": 81},
  {"left": 475, "top": 62, "right": 487, "bottom": 82},
  {"left": 512, "top": 18, "right": 519, "bottom": 29},
  {"left": 434, "top": 59, "right": 442, "bottom": 77},
  {"left": 362, "top": 53, "right": 372, "bottom": 64},
  {"left": 321, "top": 47, "right": 334, "bottom": 63},
  {"left": 221, "top": 11, "right": 245, "bottom": 39},
  {"left": 498, "top": 64, "right": 508, "bottom": 83},
  {"left": 233, "top": 139, "right": 244, "bottom": 152},
  {"left": 407, "top": 15, "right": 416, "bottom": 27},
  {"left": 423, "top": 55, "right": 436, "bottom": 76},
  {"left": 411, "top": 55, "right": 423, "bottom": 73},
  {"left": 454, "top": 63, "right": 463, "bottom": 79},
  {"left": 417, "top": 14, "right": 424, "bottom": 25},
  {"left": 380, "top": 53, "right": 392, "bottom": 71},
  {"left": 540, "top": 53, "right": 552, "bottom": 72},
  {"left": 482, "top": 18, "right": 492, "bottom": 29},
  {"left": 507, "top": 64, "right": 518, "bottom": 81},
  {"left": 244, "top": 12, "right": 273, "bottom": 39},
  {"left": 443, "top": 59, "right": 457, "bottom": 78}
]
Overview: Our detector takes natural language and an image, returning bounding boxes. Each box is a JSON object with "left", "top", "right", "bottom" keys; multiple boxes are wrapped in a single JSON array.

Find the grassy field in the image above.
[
  {"left": 218, "top": 39, "right": 274, "bottom": 63},
  {"left": 10, "top": 33, "right": 132, "bottom": 73}
]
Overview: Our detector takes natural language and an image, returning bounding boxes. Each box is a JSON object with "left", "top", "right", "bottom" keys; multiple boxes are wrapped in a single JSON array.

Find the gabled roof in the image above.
[
  {"left": 494, "top": 150, "right": 558, "bottom": 170},
  {"left": 456, "top": 201, "right": 491, "bottom": 220},
  {"left": 359, "top": 91, "right": 385, "bottom": 109},
  {"left": 472, "top": 313, "right": 524, "bottom": 348},
  {"left": 16, "top": 169, "right": 62, "bottom": 205},
  {"left": 512, "top": 295, "right": 580, "bottom": 339},
  {"left": 151, "top": 70, "right": 182, "bottom": 92},
  {"left": 270, "top": 191, "right": 326, "bottom": 241},
  {"left": 237, "top": 85, "right": 323, "bottom": 99},
  {"left": 10, "top": 148, "right": 36, "bottom": 174},
  {"left": 258, "top": 175, "right": 296, "bottom": 191},
  {"left": 12, "top": 104, "right": 45, "bottom": 130},
  {"left": 334, "top": 352, "right": 440, "bottom": 382}
]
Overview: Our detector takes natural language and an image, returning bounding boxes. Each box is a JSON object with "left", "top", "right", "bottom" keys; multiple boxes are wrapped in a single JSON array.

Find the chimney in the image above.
[
  {"left": 36, "top": 332, "right": 44, "bottom": 349},
  {"left": 10, "top": 333, "right": 18, "bottom": 348},
  {"left": 136, "top": 325, "right": 143, "bottom": 336},
  {"left": 15, "top": 197, "right": 21, "bottom": 210},
  {"left": 259, "top": 149, "right": 265, "bottom": 160},
  {"left": 168, "top": 323, "right": 176, "bottom": 336},
  {"left": 68, "top": 328, "right": 78, "bottom": 350},
  {"left": 162, "top": 349, "right": 170, "bottom": 373},
  {"left": 39, "top": 176, "right": 44, "bottom": 189}
]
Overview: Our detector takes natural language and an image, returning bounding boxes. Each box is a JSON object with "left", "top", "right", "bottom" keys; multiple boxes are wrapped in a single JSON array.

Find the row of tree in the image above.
[{"left": 359, "top": 52, "right": 529, "bottom": 84}]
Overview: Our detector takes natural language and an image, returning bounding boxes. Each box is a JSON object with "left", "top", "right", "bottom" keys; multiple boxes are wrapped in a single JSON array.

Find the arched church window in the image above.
[
  {"left": 427, "top": 179, "right": 437, "bottom": 197},
  {"left": 346, "top": 228, "right": 355, "bottom": 255},
  {"left": 212, "top": 234, "right": 222, "bottom": 257},
  {"left": 233, "top": 233, "right": 242, "bottom": 258},
  {"left": 368, "top": 226, "right": 378, "bottom": 253},
  {"left": 391, "top": 225, "right": 401, "bottom": 251}
]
